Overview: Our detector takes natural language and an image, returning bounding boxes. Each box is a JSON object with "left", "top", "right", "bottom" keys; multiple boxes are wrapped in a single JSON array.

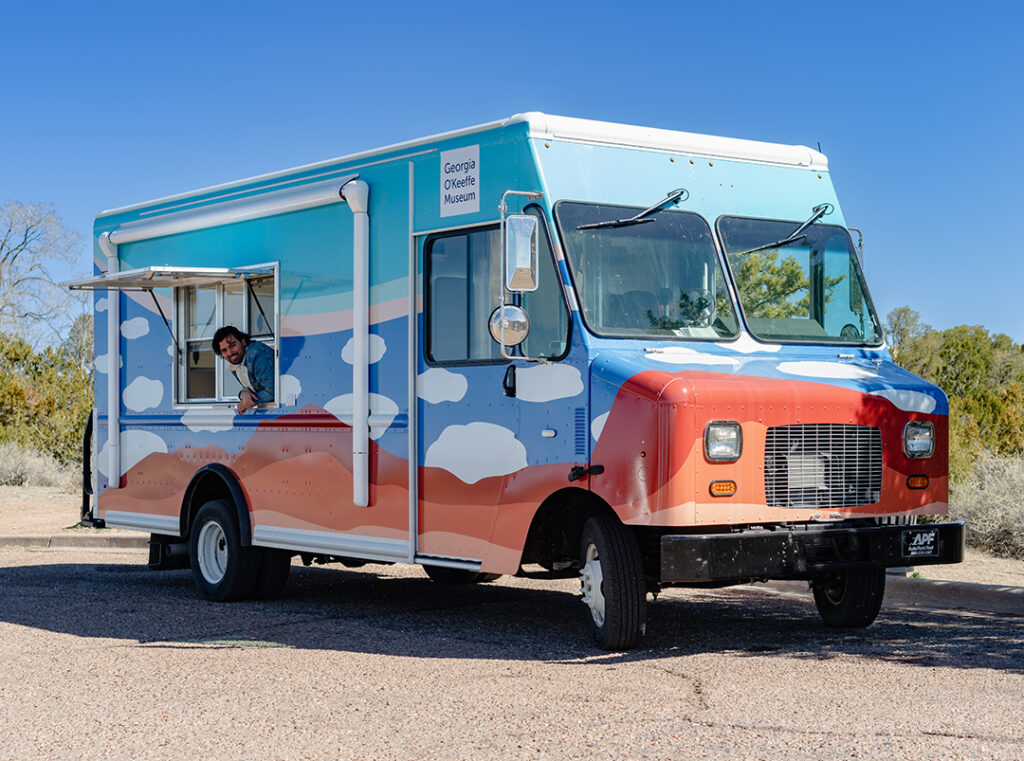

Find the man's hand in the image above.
[{"left": 237, "top": 390, "right": 258, "bottom": 413}]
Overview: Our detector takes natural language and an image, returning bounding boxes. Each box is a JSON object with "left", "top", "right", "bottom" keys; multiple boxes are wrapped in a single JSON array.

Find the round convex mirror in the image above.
[{"left": 488, "top": 305, "right": 530, "bottom": 346}]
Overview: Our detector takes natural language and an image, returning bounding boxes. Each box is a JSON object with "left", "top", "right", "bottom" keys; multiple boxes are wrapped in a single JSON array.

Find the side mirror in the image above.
[
  {"left": 489, "top": 305, "right": 530, "bottom": 347},
  {"left": 504, "top": 214, "right": 539, "bottom": 292}
]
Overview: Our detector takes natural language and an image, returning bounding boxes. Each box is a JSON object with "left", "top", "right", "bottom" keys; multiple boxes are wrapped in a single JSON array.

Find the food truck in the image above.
[{"left": 71, "top": 113, "right": 963, "bottom": 649}]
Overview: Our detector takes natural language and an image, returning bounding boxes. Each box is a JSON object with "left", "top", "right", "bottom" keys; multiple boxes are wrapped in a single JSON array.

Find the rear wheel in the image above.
[
  {"left": 813, "top": 568, "right": 886, "bottom": 628},
  {"left": 423, "top": 566, "right": 500, "bottom": 584},
  {"left": 579, "top": 515, "right": 646, "bottom": 650},
  {"left": 189, "top": 500, "right": 259, "bottom": 602}
]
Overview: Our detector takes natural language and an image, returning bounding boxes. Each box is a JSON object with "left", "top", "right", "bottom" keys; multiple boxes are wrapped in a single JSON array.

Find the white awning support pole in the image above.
[
  {"left": 342, "top": 179, "right": 370, "bottom": 507},
  {"left": 98, "top": 231, "right": 120, "bottom": 488}
]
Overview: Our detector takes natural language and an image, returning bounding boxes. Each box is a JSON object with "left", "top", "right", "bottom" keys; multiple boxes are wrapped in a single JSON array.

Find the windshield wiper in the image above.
[
  {"left": 735, "top": 203, "right": 833, "bottom": 256},
  {"left": 576, "top": 188, "right": 689, "bottom": 230}
]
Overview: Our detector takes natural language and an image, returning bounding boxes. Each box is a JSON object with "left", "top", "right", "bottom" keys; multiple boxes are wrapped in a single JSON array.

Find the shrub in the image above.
[
  {"left": 0, "top": 332, "right": 92, "bottom": 466},
  {"left": 0, "top": 441, "right": 77, "bottom": 490},
  {"left": 949, "top": 452, "right": 1024, "bottom": 559}
]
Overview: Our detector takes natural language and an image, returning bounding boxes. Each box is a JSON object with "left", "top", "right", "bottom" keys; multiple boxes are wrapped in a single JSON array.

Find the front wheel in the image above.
[
  {"left": 579, "top": 515, "right": 647, "bottom": 650},
  {"left": 812, "top": 568, "right": 886, "bottom": 628},
  {"left": 189, "top": 500, "right": 259, "bottom": 602}
]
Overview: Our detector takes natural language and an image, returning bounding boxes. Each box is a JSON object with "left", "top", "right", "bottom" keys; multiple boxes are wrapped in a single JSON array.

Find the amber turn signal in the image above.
[
  {"left": 907, "top": 475, "right": 929, "bottom": 490},
  {"left": 710, "top": 480, "right": 737, "bottom": 497}
]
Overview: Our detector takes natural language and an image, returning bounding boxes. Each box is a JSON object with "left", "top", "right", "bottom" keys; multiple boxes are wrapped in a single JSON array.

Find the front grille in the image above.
[{"left": 764, "top": 424, "right": 881, "bottom": 509}]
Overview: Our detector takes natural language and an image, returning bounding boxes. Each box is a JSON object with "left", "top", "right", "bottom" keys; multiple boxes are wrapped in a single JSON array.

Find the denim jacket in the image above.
[{"left": 230, "top": 340, "right": 275, "bottom": 405}]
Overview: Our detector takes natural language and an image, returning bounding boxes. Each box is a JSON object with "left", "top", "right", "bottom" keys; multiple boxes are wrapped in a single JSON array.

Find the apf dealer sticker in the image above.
[{"left": 440, "top": 146, "right": 479, "bottom": 217}]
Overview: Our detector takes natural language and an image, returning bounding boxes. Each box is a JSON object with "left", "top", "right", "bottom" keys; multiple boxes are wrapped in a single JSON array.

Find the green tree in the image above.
[
  {"left": 884, "top": 307, "right": 943, "bottom": 382},
  {"left": 886, "top": 306, "right": 924, "bottom": 364},
  {"left": 63, "top": 313, "right": 94, "bottom": 370},
  {"left": 936, "top": 325, "right": 995, "bottom": 399},
  {"left": 0, "top": 332, "right": 91, "bottom": 465},
  {"left": 886, "top": 306, "right": 1024, "bottom": 480},
  {"left": 730, "top": 250, "right": 811, "bottom": 318},
  {"left": 731, "top": 248, "right": 844, "bottom": 319}
]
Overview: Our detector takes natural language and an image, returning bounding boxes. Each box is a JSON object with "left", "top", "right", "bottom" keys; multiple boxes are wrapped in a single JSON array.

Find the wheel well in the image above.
[
  {"left": 180, "top": 464, "right": 252, "bottom": 545},
  {"left": 520, "top": 487, "right": 617, "bottom": 569}
]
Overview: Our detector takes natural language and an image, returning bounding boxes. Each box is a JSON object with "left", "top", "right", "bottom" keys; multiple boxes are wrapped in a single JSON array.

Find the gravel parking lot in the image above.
[{"left": 1, "top": 545, "right": 1022, "bottom": 761}]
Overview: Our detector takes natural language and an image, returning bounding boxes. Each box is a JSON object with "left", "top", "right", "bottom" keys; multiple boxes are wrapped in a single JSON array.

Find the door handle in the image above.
[{"left": 502, "top": 364, "right": 516, "bottom": 398}]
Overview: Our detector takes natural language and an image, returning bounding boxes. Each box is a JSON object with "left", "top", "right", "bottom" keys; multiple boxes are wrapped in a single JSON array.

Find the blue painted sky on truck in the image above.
[{"left": 2, "top": 1, "right": 1021, "bottom": 342}]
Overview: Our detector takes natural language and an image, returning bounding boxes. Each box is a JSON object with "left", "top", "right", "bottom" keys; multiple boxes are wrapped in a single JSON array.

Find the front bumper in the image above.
[{"left": 661, "top": 521, "right": 964, "bottom": 583}]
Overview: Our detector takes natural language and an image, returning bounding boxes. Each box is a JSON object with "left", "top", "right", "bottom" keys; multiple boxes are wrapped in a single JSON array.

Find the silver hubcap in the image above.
[
  {"left": 197, "top": 521, "right": 228, "bottom": 584},
  {"left": 580, "top": 543, "right": 605, "bottom": 626}
]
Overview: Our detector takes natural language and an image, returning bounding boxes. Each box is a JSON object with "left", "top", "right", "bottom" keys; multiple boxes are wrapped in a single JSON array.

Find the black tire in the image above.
[
  {"left": 813, "top": 568, "right": 886, "bottom": 628},
  {"left": 423, "top": 565, "right": 501, "bottom": 584},
  {"left": 189, "top": 500, "right": 259, "bottom": 602},
  {"left": 252, "top": 548, "right": 292, "bottom": 599},
  {"left": 579, "top": 515, "right": 647, "bottom": 650}
]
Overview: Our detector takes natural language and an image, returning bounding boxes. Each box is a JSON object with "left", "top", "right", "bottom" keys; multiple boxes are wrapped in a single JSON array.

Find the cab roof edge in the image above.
[{"left": 520, "top": 113, "right": 828, "bottom": 170}]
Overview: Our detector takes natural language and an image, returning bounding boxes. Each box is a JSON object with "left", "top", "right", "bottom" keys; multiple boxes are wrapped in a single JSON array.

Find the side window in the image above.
[
  {"left": 177, "top": 275, "right": 277, "bottom": 402},
  {"left": 425, "top": 216, "right": 570, "bottom": 364},
  {"left": 520, "top": 206, "right": 569, "bottom": 359},
  {"left": 183, "top": 285, "right": 217, "bottom": 399},
  {"left": 426, "top": 227, "right": 503, "bottom": 363}
]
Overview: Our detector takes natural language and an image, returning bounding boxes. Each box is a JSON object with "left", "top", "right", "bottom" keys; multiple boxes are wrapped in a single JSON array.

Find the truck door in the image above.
[{"left": 417, "top": 207, "right": 578, "bottom": 565}]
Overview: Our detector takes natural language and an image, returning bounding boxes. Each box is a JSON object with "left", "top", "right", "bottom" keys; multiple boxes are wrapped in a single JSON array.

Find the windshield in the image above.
[
  {"left": 555, "top": 202, "right": 739, "bottom": 340},
  {"left": 717, "top": 216, "right": 883, "bottom": 344}
]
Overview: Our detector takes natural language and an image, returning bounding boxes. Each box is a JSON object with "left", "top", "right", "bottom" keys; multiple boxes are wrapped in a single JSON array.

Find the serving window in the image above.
[
  {"left": 68, "top": 263, "right": 280, "bottom": 406},
  {"left": 177, "top": 274, "right": 276, "bottom": 402}
]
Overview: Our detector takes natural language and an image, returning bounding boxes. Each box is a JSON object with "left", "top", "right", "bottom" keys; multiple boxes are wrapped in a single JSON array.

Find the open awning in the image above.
[{"left": 67, "top": 263, "right": 276, "bottom": 291}]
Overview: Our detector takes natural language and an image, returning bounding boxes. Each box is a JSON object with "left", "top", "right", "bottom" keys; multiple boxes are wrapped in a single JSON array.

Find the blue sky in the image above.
[{"left": 4, "top": 1, "right": 1022, "bottom": 341}]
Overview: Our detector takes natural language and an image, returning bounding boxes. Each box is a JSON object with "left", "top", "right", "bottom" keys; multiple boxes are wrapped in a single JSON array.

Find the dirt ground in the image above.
[
  {"left": 1, "top": 485, "right": 1021, "bottom": 587},
  {"left": 0, "top": 485, "right": 134, "bottom": 536}
]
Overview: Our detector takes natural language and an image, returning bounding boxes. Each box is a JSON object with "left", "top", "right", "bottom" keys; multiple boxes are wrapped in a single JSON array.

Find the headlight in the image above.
[
  {"left": 705, "top": 421, "right": 742, "bottom": 461},
  {"left": 903, "top": 421, "right": 935, "bottom": 458}
]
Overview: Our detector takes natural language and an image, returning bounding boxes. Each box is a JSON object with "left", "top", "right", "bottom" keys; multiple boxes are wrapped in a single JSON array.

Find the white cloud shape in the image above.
[
  {"left": 281, "top": 374, "right": 302, "bottom": 402},
  {"left": 96, "top": 297, "right": 109, "bottom": 312},
  {"left": 515, "top": 364, "right": 584, "bottom": 403},
  {"left": 777, "top": 360, "right": 877, "bottom": 380},
  {"left": 646, "top": 347, "right": 740, "bottom": 368},
  {"left": 869, "top": 388, "right": 937, "bottom": 414},
  {"left": 180, "top": 407, "right": 236, "bottom": 433},
  {"left": 94, "top": 353, "right": 123, "bottom": 374},
  {"left": 592, "top": 411, "right": 609, "bottom": 442},
  {"left": 323, "top": 392, "right": 399, "bottom": 440},
  {"left": 121, "top": 317, "right": 150, "bottom": 339},
  {"left": 341, "top": 335, "right": 387, "bottom": 364},
  {"left": 424, "top": 422, "right": 527, "bottom": 484},
  {"left": 717, "top": 333, "right": 781, "bottom": 354},
  {"left": 418, "top": 367, "right": 468, "bottom": 404},
  {"left": 97, "top": 430, "right": 168, "bottom": 478},
  {"left": 123, "top": 376, "right": 164, "bottom": 411},
  {"left": 167, "top": 343, "right": 175, "bottom": 358}
]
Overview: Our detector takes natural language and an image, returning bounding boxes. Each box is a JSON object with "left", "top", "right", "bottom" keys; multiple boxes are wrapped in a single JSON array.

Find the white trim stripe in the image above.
[
  {"left": 104, "top": 511, "right": 180, "bottom": 535},
  {"left": 252, "top": 526, "right": 409, "bottom": 562}
]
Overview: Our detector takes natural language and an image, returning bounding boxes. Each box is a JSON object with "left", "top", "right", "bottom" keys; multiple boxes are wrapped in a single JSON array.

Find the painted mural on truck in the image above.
[{"left": 79, "top": 114, "right": 951, "bottom": 578}]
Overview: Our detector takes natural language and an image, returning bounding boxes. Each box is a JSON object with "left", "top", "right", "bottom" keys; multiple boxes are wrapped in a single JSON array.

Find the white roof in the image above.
[
  {"left": 521, "top": 113, "right": 826, "bottom": 169},
  {"left": 100, "top": 113, "right": 827, "bottom": 218}
]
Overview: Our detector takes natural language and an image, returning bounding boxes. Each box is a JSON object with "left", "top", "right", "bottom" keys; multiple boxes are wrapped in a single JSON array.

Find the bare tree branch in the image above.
[{"left": 0, "top": 200, "right": 84, "bottom": 345}]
